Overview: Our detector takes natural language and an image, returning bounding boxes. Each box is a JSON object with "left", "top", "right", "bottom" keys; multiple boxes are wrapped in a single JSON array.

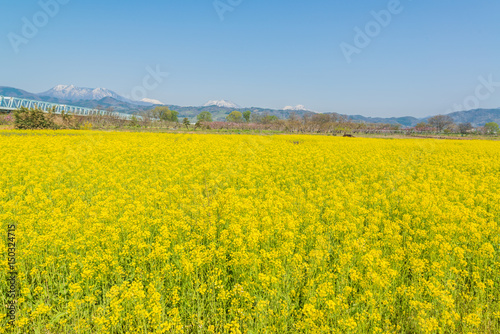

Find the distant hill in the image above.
[
  {"left": 443, "top": 108, "right": 500, "bottom": 127},
  {"left": 0, "top": 87, "right": 42, "bottom": 100},
  {"left": 348, "top": 115, "right": 421, "bottom": 127},
  {"left": 1, "top": 85, "right": 499, "bottom": 126},
  {"left": 72, "top": 97, "right": 153, "bottom": 114},
  {"left": 348, "top": 109, "right": 500, "bottom": 127}
]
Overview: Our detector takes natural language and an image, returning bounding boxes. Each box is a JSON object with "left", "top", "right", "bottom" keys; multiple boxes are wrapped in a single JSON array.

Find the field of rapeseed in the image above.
[{"left": 0, "top": 131, "right": 499, "bottom": 333}]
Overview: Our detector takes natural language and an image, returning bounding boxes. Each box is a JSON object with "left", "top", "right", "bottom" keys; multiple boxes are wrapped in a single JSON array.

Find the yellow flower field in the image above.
[{"left": 1, "top": 131, "right": 499, "bottom": 333}]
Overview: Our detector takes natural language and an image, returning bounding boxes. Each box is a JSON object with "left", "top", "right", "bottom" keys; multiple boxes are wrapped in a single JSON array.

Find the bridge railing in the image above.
[{"left": 0, "top": 96, "right": 141, "bottom": 120}]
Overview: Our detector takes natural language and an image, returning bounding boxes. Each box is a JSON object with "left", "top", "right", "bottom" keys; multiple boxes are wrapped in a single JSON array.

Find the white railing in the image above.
[{"left": 0, "top": 96, "right": 140, "bottom": 120}]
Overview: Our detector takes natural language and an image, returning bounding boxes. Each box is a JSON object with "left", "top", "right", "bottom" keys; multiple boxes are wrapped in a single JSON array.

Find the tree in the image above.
[
  {"left": 311, "top": 113, "right": 333, "bottom": 124},
  {"left": 288, "top": 112, "right": 299, "bottom": 120},
  {"left": 260, "top": 115, "right": 279, "bottom": 124},
  {"left": 152, "top": 106, "right": 178, "bottom": 122},
  {"left": 428, "top": 115, "right": 454, "bottom": 132},
  {"left": 13, "top": 106, "right": 57, "bottom": 130},
  {"left": 226, "top": 111, "right": 243, "bottom": 123},
  {"left": 197, "top": 111, "right": 213, "bottom": 122},
  {"left": 60, "top": 109, "right": 73, "bottom": 125},
  {"left": 243, "top": 110, "right": 251, "bottom": 122},
  {"left": 484, "top": 122, "right": 499, "bottom": 134},
  {"left": 130, "top": 116, "right": 140, "bottom": 128},
  {"left": 415, "top": 122, "right": 428, "bottom": 131},
  {"left": 183, "top": 117, "right": 190, "bottom": 130},
  {"left": 458, "top": 122, "right": 473, "bottom": 134}
]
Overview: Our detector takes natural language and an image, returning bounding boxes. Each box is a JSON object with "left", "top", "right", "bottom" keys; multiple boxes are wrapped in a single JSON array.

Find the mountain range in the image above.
[
  {"left": 0, "top": 85, "right": 315, "bottom": 121},
  {"left": 1, "top": 85, "right": 499, "bottom": 126},
  {"left": 349, "top": 109, "right": 500, "bottom": 127},
  {"left": 42, "top": 85, "right": 124, "bottom": 102}
]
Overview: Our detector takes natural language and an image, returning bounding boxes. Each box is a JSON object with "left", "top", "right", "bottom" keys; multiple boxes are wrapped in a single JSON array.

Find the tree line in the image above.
[
  {"left": 5, "top": 105, "right": 500, "bottom": 136},
  {"left": 141, "top": 107, "right": 499, "bottom": 136}
]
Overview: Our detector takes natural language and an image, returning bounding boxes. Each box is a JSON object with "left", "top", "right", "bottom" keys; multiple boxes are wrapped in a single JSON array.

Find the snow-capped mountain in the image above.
[
  {"left": 203, "top": 100, "right": 240, "bottom": 109},
  {"left": 40, "top": 85, "right": 127, "bottom": 102},
  {"left": 40, "top": 84, "right": 159, "bottom": 106},
  {"left": 141, "top": 98, "right": 164, "bottom": 105},
  {"left": 283, "top": 105, "right": 310, "bottom": 111}
]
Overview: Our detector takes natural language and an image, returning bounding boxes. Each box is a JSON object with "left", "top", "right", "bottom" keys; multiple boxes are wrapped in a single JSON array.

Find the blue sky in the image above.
[{"left": 1, "top": 0, "right": 499, "bottom": 117}]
